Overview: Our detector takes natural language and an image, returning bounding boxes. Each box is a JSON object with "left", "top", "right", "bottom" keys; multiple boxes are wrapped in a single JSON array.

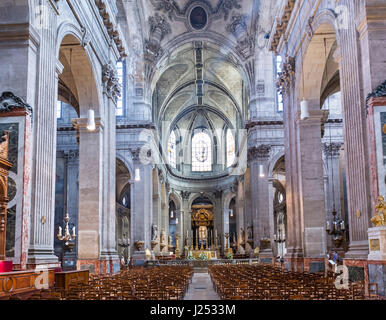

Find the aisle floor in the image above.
[{"left": 184, "top": 273, "right": 220, "bottom": 300}]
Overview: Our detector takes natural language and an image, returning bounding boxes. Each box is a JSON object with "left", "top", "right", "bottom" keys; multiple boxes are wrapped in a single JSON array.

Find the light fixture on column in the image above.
[
  {"left": 176, "top": 217, "right": 179, "bottom": 224},
  {"left": 135, "top": 168, "right": 141, "bottom": 182},
  {"left": 300, "top": 99, "right": 310, "bottom": 120},
  {"left": 170, "top": 210, "right": 174, "bottom": 219},
  {"left": 259, "top": 164, "right": 265, "bottom": 178},
  {"left": 57, "top": 213, "right": 77, "bottom": 252},
  {"left": 229, "top": 209, "right": 234, "bottom": 218},
  {"left": 87, "top": 109, "right": 96, "bottom": 131}
]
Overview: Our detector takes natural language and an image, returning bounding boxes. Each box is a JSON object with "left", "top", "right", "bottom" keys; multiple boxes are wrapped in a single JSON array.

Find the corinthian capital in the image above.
[{"left": 323, "top": 142, "right": 342, "bottom": 157}]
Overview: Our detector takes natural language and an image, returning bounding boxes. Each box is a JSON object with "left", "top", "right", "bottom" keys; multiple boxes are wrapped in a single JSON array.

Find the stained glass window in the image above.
[
  {"left": 168, "top": 131, "right": 177, "bottom": 168},
  {"left": 226, "top": 129, "right": 235, "bottom": 168},
  {"left": 192, "top": 131, "right": 212, "bottom": 172}
]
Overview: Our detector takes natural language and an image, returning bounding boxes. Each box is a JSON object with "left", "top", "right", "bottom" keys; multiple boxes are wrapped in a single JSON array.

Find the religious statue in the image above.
[
  {"left": 247, "top": 224, "right": 253, "bottom": 240},
  {"left": 240, "top": 228, "right": 245, "bottom": 244},
  {"left": 161, "top": 230, "right": 166, "bottom": 244},
  {"left": 371, "top": 196, "right": 386, "bottom": 227},
  {"left": 151, "top": 224, "right": 158, "bottom": 241}
]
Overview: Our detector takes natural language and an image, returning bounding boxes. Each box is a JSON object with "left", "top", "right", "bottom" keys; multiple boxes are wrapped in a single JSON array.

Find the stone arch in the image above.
[
  {"left": 296, "top": 9, "right": 340, "bottom": 110},
  {"left": 268, "top": 151, "right": 285, "bottom": 178}
]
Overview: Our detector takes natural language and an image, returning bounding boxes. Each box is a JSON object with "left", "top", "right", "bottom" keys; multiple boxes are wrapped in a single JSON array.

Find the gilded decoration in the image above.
[
  {"left": 191, "top": 205, "right": 214, "bottom": 227},
  {"left": 371, "top": 196, "right": 386, "bottom": 227}
]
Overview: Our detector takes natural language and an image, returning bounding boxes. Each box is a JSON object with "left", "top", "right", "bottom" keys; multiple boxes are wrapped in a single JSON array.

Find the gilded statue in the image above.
[{"left": 371, "top": 196, "right": 386, "bottom": 227}]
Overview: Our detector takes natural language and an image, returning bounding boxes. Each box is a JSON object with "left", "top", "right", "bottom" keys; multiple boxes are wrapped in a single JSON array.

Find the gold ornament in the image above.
[{"left": 371, "top": 196, "right": 386, "bottom": 227}]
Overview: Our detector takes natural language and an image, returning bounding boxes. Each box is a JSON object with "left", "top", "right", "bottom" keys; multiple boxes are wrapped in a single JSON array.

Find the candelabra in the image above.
[
  {"left": 273, "top": 231, "right": 286, "bottom": 244},
  {"left": 57, "top": 213, "right": 76, "bottom": 252},
  {"left": 118, "top": 233, "right": 130, "bottom": 248},
  {"left": 326, "top": 207, "right": 345, "bottom": 248}
]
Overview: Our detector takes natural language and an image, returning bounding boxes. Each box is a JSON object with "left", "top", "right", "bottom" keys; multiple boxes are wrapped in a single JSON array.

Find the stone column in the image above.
[
  {"left": 337, "top": 0, "right": 372, "bottom": 259},
  {"left": 101, "top": 95, "right": 119, "bottom": 271},
  {"left": 180, "top": 191, "right": 191, "bottom": 252},
  {"left": 74, "top": 118, "right": 104, "bottom": 268},
  {"left": 277, "top": 56, "right": 304, "bottom": 270},
  {"left": 130, "top": 148, "right": 153, "bottom": 260},
  {"left": 297, "top": 110, "right": 328, "bottom": 259},
  {"left": 248, "top": 145, "right": 273, "bottom": 258},
  {"left": 28, "top": 28, "right": 62, "bottom": 267},
  {"left": 235, "top": 177, "right": 245, "bottom": 251}
]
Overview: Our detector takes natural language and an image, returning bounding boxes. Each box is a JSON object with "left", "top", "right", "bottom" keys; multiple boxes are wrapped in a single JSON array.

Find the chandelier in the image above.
[{"left": 57, "top": 213, "right": 77, "bottom": 252}]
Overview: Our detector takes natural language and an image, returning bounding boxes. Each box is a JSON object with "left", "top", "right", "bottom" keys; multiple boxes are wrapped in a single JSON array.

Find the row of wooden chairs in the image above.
[
  {"left": 8, "top": 266, "right": 193, "bottom": 300},
  {"left": 209, "top": 265, "right": 376, "bottom": 300}
]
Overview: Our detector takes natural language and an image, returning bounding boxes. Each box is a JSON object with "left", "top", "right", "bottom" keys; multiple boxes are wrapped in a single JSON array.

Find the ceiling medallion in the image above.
[{"left": 190, "top": 6, "right": 208, "bottom": 30}]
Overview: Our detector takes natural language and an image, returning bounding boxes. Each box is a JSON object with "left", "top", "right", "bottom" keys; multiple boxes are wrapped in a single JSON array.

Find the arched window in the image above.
[
  {"left": 276, "top": 55, "right": 284, "bottom": 112},
  {"left": 226, "top": 129, "right": 235, "bottom": 168},
  {"left": 192, "top": 131, "right": 212, "bottom": 172},
  {"left": 57, "top": 101, "right": 62, "bottom": 119},
  {"left": 116, "top": 61, "right": 125, "bottom": 116},
  {"left": 168, "top": 131, "right": 177, "bottom": 168}
]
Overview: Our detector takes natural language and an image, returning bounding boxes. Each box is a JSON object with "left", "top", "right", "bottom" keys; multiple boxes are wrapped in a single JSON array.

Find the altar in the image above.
[{"left": 191, "top": 250, "right": 217, "bottom": 260}]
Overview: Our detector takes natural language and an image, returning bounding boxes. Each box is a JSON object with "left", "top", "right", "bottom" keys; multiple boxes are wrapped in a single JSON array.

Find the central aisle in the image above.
[{"left": 184, "top": 272, "right": 220, "bottom": 300}]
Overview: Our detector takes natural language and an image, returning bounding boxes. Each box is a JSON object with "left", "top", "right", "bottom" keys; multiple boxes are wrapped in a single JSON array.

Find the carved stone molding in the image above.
[
  {"left": 276, "top": 55, "right": 295, "bottom": 94},
  {"left": 323, "top": 142, "right": 342, "bottom": 158},
  {"left": 248, "top": 144, "right": 272, "bottom": 162},
  {"left": 94, "top": 0, "right": 127, "bottom": 58},
  {"left": 149, "top": 13, "right": 171, "bottom": 39},
  {"left": 180, "top": 191, "right": 191, "bottom": 200},
  {"left": 130, "top": 148, "right": 141, "bottom": 162},
  {"left": 145, "top": 13, "right": 171, "bottom": 64},
  {"left": 0, "top": 92, "right": 32, "bottom": 114},
  {"left": 150, "top": 0, "right": 241, "bottom": 21},
  {"left": 102, "top": 63, "right": 122, "bottom": 102},
  {"left": 269, "top": 0, "right": 296, "bottom": 53},
  {"left": 226, "top": 14, "right": 247, "bottom": 37}
]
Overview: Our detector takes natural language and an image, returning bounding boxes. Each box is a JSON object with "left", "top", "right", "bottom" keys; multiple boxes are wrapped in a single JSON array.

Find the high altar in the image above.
[{"left": 190, "top": 204, "right": 217, "bottom": 259}]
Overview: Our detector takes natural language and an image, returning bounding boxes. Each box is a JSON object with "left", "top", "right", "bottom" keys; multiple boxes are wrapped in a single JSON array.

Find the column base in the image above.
[
  {"left": 345, "top": 240, "right": 369, "bottom": 259},
  {"left": 284, "top": 249, "right": 304, "bottom": 272},
  {"left": 27, "top": 248, "right": 60, "bottom": 269}
]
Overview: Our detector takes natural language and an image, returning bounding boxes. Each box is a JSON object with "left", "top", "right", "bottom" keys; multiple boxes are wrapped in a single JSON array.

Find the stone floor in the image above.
[{"left": 184, "top": 272, "right": 220, "bottom": 300}]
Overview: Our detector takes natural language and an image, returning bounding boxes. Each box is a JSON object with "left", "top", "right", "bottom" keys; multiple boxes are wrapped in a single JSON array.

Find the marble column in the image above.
[
  {"left": 297, "top": 110, "right": 328, "bottom": 258},
  {"left": 248, "top": 145, "right": 273, "bottom": 257}
]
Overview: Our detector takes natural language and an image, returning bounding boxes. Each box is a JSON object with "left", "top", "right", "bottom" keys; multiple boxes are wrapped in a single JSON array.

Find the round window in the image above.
[{"left": 190, "top": 6, "right": 207, "bottom": 30}]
